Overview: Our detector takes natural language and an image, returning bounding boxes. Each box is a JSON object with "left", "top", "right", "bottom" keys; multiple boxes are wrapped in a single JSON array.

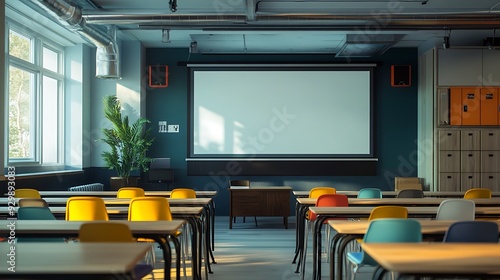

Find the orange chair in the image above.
[
  {"left": 14, "top": 189, "right": 41, "bottom": 198},
  {"left": 303, "top": 194, "right": 348, "bottom": 278},
  {"left": 65, "top": 197, "right": 109, "bottom": 221},
  {"left": 464, "top": 188, "right": 492, "bottom": 199},
  {"left": 117, "top": 187, "right": 145, "bottom": 198}
]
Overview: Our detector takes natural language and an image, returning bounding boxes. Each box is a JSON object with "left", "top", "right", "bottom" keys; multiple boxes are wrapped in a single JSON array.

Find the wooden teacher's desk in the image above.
[
  {"left": 229, "top": 186, "right": 291, "bottom": 229},
  {"left": 361, "top": 243, "right": 500, "bottom": 280},
  {"left": 0, "top": 242, "right": 152, "bottom": 280}
]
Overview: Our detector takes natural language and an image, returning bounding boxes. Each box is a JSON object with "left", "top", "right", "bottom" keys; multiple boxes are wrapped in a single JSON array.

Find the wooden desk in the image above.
[
  {"left": 361, "top": 243, "right": 500, "bottom": 280},
  {"left": 0, "top": 242, "right": 151, "bottom": 279},
  {"left": 293, "top": 190, "right": 500, "bottom": 198},
  {"left": 327, "top": 220, "right": 500, "bottom": 280},
  {"left": 0, "top": 220, "right": 185, "bottom": 280},
  {"left": 297, "top": 197, "right": 500, "bottom": 207},
  {"left": 229, "top": 186, "right": 291, "bottom": 229}
]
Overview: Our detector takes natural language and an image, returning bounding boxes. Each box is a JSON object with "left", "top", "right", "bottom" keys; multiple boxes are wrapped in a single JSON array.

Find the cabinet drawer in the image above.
[
  {"left": 481, "top": 130, "right": 500, "bottom": 150},
  {"left": 438, "top": 130, "right": 460, "bottom": 150},
  {"left": 481, "top": 173, "right": 500, "bottom": 191},
  {"left": 461, "top": 151, "right": 481, "bottom": 173},
  {"left": 481, "top": 151, "right": 500, "bottom": 172},
  {"left": 460, "top": 130, "right": 480, "bottom": 150},
  {"left": 461, "top": 173, "right": 481, "bottom": 191},
  {"left": 439, "top": 151, "right": 460, "bottom": 172},
  {"left": 439, "top": 173, "right": 460, "bottom": 191}
]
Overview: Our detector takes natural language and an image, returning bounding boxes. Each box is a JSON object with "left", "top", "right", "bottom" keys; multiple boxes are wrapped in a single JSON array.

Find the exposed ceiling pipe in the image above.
[{"left": 30, "top": 0, "right": 121, "bottom": 79}]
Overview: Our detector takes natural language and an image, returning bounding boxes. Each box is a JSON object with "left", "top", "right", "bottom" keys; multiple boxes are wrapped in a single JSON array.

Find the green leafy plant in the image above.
[{"left": 101, "top": 95, "right": 154, "bottom": 181}]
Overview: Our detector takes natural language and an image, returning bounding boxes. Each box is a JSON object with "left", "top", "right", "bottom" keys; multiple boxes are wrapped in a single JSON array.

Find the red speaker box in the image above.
[{"left": 391, "top": 65, "right": 411, "bottom": 87}]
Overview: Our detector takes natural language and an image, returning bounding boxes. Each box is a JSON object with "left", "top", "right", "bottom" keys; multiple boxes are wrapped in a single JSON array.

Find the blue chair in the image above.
[
  {"left": 443, "top": 221, "right": 499, "bottom": 243},
  {"left": 346, "top": 218, "right": 422, "bottom": 280},
  {"left": 357, "top": 188, "right": 382, "bottom": 198},
  {"left": 17, "top": 207, "right": 64, "bottom": 242}
]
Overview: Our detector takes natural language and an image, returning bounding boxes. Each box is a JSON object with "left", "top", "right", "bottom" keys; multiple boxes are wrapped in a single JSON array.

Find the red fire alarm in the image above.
[{"left": 148, "top": 65, "right": 168, "bottom": 88}]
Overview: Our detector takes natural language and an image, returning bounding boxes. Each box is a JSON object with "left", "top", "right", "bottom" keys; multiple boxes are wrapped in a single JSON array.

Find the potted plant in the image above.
[{"left": 101, "top": 95, "right": 154, "bottom": 190}]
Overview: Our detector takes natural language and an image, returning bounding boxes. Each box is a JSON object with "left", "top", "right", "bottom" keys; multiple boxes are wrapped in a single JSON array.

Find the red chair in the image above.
[{"left": 302, "top": 194, "right": 349, "bottom": 278}]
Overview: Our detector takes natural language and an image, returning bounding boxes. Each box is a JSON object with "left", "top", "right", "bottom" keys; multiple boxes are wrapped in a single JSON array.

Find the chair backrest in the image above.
[
  {"left": 396, "top": 189, "right": 424, "bottom": 198},
  {"left": 18, "top": 198, "right": 49, "bottom": 208},
  {"left": 117, "top": 187, "right": 145, "bottom": 198},
  {"left": 14, "top": 188, "right": 41, "bottom": 199},
  {"left": 170, "top": 188, "right": 197, "bottom": 199},
  {"left": 17, "top": 207, "right": 57, "bottom": 220},
  {"left": 464, "top": 188, "right": 492, "bottom": 199},
  {"left": 443, "top": 221, "right": 499, "bottom": 243},
  {"left": 309, "top": 194, "right": 349, "bottom": 221},
  {"left": 79, "top": 222, "right": 135, "bottom": 242},
  {"left": 229, "top": 180, "right": 250, "bottom": 187},
  {"left": 436, "top": 199, "right": 475, "bottom": 220},
  {"left": 357, "top": 188, "right": 382, "bottom": 198},
  {"left": 308, "top": 187, "right": 336, "bottom": 198},
  {"left": 66, "top": 197, "right": 109, "bottom": 221},
  {"left": 368, "top": 206, "right": 408, "bottom": 220},
  {"left": 128, "top": 197, "right": 173, "bottom": 221},
  {"left": 362, "top": 219, "right": 422, "bottom": 265}
]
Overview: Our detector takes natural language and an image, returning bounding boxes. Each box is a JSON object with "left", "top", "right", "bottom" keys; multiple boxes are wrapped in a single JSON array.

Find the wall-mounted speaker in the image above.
[
  {"left": 391, "top": 65, "right": 411, "bottom": 87},
  {"left": 148, "top": 65, "right": 168, "bottom": 88}
]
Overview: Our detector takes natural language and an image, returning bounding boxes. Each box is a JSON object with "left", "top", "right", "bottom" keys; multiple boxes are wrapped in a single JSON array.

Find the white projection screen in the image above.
[{"left": 187, "top": 64, "right": 378, "bottom": 176}]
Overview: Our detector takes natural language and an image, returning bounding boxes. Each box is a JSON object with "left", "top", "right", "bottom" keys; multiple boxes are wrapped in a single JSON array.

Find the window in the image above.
[{"left": 7, "top": 25, "right": 64, "bottom": 170}]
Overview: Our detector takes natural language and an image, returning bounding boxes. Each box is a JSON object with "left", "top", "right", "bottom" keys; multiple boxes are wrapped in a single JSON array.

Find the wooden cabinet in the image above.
[
  {"left": 229, "top": 186, "right": 291, "bottom": 229},
  {"left": 438, "top": 128, "right": 500, "bottom": 192}
]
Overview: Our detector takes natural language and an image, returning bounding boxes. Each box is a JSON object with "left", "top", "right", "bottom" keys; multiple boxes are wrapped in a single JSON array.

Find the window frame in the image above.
[{"left": 6, "top": 21, "right": 65, "bottom": 170}]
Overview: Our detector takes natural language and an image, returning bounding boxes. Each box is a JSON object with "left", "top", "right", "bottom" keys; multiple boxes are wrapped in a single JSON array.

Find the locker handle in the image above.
[
  {"left": 490, "top": 133, "right": 494, "bottom": 136},
  {"left": 468, "top": 133, "right": 473, "bottom": 136},
  {"left": 447, "top": 176, "right": 452, "bottom": 179},
  {"left": 447, "top": 133, "right": 452, "bottom": 136},
  {"left": 468, "top": 176, "right": 473, "bottom": 179},
  {"left": 447, "top": 154, "right": 452, "bottom": 157},
  {"left": 489, "top": 176, "right": 494, "bottom": 179},
  {"left": 489, "top": 154, "right": 494, "bottom": 157},
  {"left": 468, "top": 154, "right": 473, "bottom": 157},
  {"left": 464, "top": 105, "right": 468, "bottom": 112}
]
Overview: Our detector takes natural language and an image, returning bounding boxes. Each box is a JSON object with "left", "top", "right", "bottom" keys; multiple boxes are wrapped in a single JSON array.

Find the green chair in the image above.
[
  {"left": 357, "top": 188, "right": 382, "bottom": 198},
  {"left": 346, "top": 218, "right": 422, "bottom": 280},
  {"left": 17, "top": 207, "right": 64, "bottom": 242}
]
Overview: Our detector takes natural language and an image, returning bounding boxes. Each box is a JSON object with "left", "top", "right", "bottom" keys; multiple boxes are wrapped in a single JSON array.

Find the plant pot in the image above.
[{"left": 110, "top": 176, "right": 141, "bottom": 191}]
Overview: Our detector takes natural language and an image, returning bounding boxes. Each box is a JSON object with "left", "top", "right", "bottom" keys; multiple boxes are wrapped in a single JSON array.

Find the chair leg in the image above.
[
  {"left": 243, "top": 217, "right": 246, "bottom": 223},
  {"left": 301, "top": 220, "right": 310, "bottom": 280},
  {"left": 254, "top": 216, "right": 257, "bottom": 226}
]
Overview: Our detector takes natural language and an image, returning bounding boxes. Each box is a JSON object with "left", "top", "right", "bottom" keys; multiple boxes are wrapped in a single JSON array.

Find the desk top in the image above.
[
  {"left": 297, "top": 197, "right": 500, "bottom": 206},
  {"left": 0, "top": 242, "right": 151, "bottom": 275},
  {"left": 293, "top": 190, "right": 500, "bottom": 197},
  {"left": 229, "top": 186, "right": 292, "bottom": 190},
  {"left": 361, "top": 243, "right": 500, "bottom": 276},
  {"left": 0, "top": 206, "right": 203, "bottom": 217},
  {"left": 0, "top": 220, "right": 186, "bottom": 236},
  {"left": 308, "top": 206, "right": 500, "bottom": 217},
  {"left": 0, "top": 197, "right": 212, "bottom": 206},
  {"left": 328, "top": 219, "right": 500, "bottom": 235},
  {"left": 32, "top": 190, "right": 218, "bottom": 197}
]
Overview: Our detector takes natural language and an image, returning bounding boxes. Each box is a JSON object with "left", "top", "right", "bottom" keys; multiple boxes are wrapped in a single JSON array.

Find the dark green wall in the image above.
[{"left": 144, "top": 47, "right": 419, "bottom": 215}]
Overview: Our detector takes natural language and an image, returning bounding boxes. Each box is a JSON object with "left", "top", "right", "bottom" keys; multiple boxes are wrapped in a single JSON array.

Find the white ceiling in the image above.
[{"left": 15, "top": 0, "right": 500, "bottom": 55}]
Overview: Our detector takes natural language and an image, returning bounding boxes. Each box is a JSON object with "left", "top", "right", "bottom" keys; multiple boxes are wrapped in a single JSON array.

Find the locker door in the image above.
[
  {"left": 480, "top": 88, "right": 498, "bottom": 125},
  {"left": 450, "top": 87, "right": 462, "bottom": 125},
  {"left": 461, "top": 87, "right": 481, "bottom": 125}
]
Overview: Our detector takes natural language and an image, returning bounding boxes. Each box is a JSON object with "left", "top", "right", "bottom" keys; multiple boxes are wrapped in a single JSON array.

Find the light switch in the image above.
[{"left": 168, "top": 124, "right": 179, "bottom": 133}]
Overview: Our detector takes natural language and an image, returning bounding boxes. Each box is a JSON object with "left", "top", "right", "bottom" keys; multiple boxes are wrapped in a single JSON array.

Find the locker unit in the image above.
[
  {"left": 438, "top": 128, "right": 500, "bottom": 192},
  {"left": 449, "top": 88, "right": 462, "bottom": 126},
  {"left": 461, "top": 88, "right": 481, "bottom": 125},
  {"left": 480, "top": 88, "right": 498, "bottom": 125}
]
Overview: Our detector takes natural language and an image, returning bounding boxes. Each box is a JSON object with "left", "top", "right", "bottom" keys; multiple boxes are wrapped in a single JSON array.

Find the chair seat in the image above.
[
  {"left": 133, "top": 263, "right": 154, "bottom": 279},
  {"left": 346, "top": 252, "right": 363, "bottom": 265}
]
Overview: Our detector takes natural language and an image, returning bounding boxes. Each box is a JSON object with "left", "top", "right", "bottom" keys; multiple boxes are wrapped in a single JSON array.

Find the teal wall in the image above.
[{"left": 145, "top": 48, "right": 419, "bottom": 215}]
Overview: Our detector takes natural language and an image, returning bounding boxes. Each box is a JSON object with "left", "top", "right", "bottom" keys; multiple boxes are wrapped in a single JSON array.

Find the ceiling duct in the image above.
[
  {"left": 336, "top": 34, "right": 403, "bottom": 58},
  {"left": 30, "top": 0, "right": 121, "bottom": 79}
]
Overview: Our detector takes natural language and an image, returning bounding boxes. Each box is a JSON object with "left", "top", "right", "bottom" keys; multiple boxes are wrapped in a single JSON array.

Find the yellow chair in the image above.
[
  {"left": 309, "top": 186, "right": 336, "bottom": 198},
  {"left": 65, "top": 197, "right": 109, "bottom": 221},
  {"left": 368, "top": 206, "right": 408, "bottom": 220},
  {"left": 78, "top": 222, "right": 154, "bottom": 280},
  {"left": 117, "top": 187, "right": 146, "bottom": 198},
  {"left": 464, "top": 188, "right": 492, "bottom": 199},
  {"left": 170, "top": 188, "right": 196, "bottom": 199},
  {"left": 14, "top": 189, "right": 41, "bottom": 198},
  {"left": 128, "top": 197, "right": 184, "bottom": 278}
]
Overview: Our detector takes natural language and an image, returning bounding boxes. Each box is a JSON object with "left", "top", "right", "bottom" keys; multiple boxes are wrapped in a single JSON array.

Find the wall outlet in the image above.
[
  {"left": 168, "top": 124, "right": 179, "bottom": 133},
  {"left": 158, "top": 121, "right": 167, "bottom": 133}
]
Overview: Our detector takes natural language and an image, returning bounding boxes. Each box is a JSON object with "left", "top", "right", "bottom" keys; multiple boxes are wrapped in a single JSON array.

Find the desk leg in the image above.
[
  {"left": 313, "top": 216, "right": 328, "bottom": 280},
  {"left": 210, "top": 200, "right": 216, "bottom": 252},
  {"left": 229, "top": 215, "right": 233, "bottom": 229},
  {"left": 336, "top": 235, "right": 356, "bottom": 280},
  {"left": 294, "top": 205, "right": 308, "bottom": 273},
  {"left": 329, "top": 233, "right": 342, "bottom": 280},
  {"left": 154, "top": 236, "right": 172, "bottom": 280},
  {"left": 204, "top": 204, "right": 217, "bottom": 265}
]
